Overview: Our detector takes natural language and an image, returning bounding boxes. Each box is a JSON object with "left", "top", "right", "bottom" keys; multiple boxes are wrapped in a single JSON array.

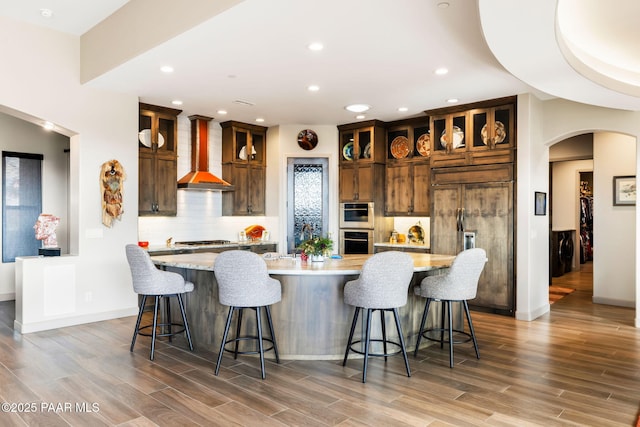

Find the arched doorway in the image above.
[{"left": 548, "top": 131, "right": 636, "bottom": 309}]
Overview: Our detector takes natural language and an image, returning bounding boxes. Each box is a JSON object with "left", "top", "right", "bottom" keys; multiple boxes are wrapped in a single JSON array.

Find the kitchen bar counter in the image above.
[
  {"left": 374, "top": 242, "right": 430, "bottom": 253},
  {"left": 151, "top": 252, "right": 452, "bottom": 275},
  {"left": 151, "top": 252, "right": 455, "bottom": 359},
  {"left": 147, "top": 241, "right": 277, "bottom": 255}
]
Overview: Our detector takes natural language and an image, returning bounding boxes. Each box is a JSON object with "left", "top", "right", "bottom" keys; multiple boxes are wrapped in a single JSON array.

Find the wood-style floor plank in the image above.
[{"left": 0, "top": 261, "right": 639, "bottom": 426}]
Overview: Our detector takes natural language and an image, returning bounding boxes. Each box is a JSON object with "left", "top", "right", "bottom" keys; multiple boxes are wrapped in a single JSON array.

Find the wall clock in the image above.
[{"left": 297, "top": 129, "right": 318, "bottom": 150}]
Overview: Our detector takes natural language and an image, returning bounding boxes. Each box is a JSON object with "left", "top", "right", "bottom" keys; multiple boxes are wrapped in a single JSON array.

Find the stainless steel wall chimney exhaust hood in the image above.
[{"left": 178, "top": 115, "right": 234, "bottom": 191}]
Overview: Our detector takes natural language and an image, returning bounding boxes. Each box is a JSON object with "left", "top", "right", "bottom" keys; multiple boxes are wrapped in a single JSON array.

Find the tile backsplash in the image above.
[{"left": 391, "top": 217, "right": 430, "bottom": 244}]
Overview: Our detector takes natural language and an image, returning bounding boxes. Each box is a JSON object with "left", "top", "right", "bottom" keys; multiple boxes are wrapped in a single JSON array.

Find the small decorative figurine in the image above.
[
  {"left": 100, "top": 159, "right": 126, "bottom": 227},
  {"left": 34, "top": 213, "right": 60, "bottom": 248}
]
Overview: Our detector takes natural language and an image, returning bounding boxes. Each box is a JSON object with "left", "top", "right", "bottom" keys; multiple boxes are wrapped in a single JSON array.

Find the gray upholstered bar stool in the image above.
[
  {"left": 342, "top": 251, "right": 414, "bottom": 383},
  {"left": 125, "top": 244, "right": 194, "bottom": 360},
  {"left": 414, "top": 248, "right": 487, "bottom": 368},
  {"left": 214, "top": 250, "right": 281, "bottom": 379}
]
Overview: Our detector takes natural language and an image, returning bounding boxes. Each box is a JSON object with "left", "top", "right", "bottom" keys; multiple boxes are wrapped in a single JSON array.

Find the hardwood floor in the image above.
[{"left": 0, "top": 264, "right": 638, "bottom": 426}]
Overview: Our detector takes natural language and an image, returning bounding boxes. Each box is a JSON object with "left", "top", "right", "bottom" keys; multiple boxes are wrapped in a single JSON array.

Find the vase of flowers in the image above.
[{"left": 298, "top": 234, "right": 333, "bottom": 262}]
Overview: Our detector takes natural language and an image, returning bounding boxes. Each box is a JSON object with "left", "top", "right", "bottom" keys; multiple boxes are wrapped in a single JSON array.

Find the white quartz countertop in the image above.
[{"left": 151, "top": 252, "right": 454, "bottom": 276}]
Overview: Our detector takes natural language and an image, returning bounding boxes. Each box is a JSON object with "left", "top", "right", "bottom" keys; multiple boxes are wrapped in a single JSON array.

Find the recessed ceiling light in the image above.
[
  {"left": 308, "top": 42, "right": 324, "bottom": 51},
  {"left": 40, "top": 8, "right": 53, "bottom": 18},
  {"left": 43, "top": 121, "right": 54, "bottom": 130},
  {"left": 171, "top": 100, "right": 183, "bottom": 106},
  {"left": 256, "top": 118, "right": 265, "bottom": 123},
  {"left": 447, "top": 98, "right": 459, "bottom": 103},
  {"left": 345, "top": 104, "right": 370, "bottom": 113},
  {"left": 355, "top": 114, "right": 366, "bottom": 120},
  {"left": 217, "top": 110, "right": 228, "bottom": 115},
  {"left": 435, "top": 67, "right": 449, "bottom": 75},
  {"left": 160, "top": 65, "right": 174, "bottom": 73},
  {"left": 308, "top": 85, "right": 320, "bottom": 92},
  {"left": 398, "top": 107, "right": 409, "bottom": 112},
  {"left": 437, "top": 2, "right": 450, "bottom": 8}
]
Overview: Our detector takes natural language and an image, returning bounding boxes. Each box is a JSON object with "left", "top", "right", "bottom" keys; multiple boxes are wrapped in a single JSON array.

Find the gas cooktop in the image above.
[{"left": 174, "top": 240, "right": 231, "bottom": 246}]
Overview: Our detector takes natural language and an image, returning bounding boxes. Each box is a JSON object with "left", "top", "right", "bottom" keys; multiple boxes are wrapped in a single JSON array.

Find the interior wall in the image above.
[
  {"left": 0, "top": 16, "right": 140, "bottom": 325},
  {"left": 549, "top": 133, "right": 594, "bottom": 161},
  {"left": 534, "top": 99, "right": 640, "bottom": 326},
  {"left": 593, "top": 132, "right": 636, "bottom": 306},
  {"left": 516, "top": 94, "right": 551, "bottom": 321},
  {"left": 274, "top": 125, "right": 339, "bottom": 254}
]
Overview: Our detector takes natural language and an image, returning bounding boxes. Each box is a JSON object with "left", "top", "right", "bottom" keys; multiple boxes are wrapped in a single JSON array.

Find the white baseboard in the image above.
[
  {"left": 14, "top": 306, "right": 138, "bottom": 334},
  {"left": 592, "top": 296, "right": 635, "bottom": 308},
  {"left": 0, "top": 293, "right": 15, "bottom": 302},
  {"left": 515, "top": 303, "right": 550, "bottom": 321}
]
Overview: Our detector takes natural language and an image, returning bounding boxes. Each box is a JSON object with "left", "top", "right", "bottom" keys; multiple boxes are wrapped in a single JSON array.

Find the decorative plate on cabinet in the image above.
[
  {"left": 440, "top": 126, "right": 464, "bottom": 149},
  {"left": 481, "top": 121, "right": 506, "bottom": 145},
  {"left": 343, "top": 142, "right": 356, "bottom": 160},
  {"left": 297, "top": 129, "right": 318, "bottom": 150},
  {"left": 416, "top": 133, "right": 431, "bottom": 157},
  {"left": 138, "top": 129, "right": 165, "bottom": 148},
  {"left": 363, "top": 143, "right": 371, "bottom": 159},
  {"left": 238, "top": 145, "right": 256, "bottom": 160},
  {"left": 390, "top": 136, "right": 410, "bottom": 159}
]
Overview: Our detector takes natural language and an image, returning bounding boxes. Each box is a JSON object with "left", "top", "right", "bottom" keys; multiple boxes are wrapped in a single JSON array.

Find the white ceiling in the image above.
[{"left": 1, "top": 0, "right": 639, "bottom": 126}]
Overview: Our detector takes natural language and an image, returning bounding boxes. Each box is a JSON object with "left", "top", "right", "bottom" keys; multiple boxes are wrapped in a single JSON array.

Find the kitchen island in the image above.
[{"left": 151, "top": 252, "right": 454, "bottom": 359}]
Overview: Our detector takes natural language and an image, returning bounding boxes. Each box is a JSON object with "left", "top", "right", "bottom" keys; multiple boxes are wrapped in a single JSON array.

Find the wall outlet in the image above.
[{"left": 84, "top": 292, "right": 92, "bottom": 302}]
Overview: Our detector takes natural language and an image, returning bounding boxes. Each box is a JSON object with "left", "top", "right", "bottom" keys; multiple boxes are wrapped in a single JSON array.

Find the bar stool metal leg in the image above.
[
  {"left": 414, "top": 297, "right": 431, "bottom": 356},
  {"left": 215, "top": 306, "right": 235, "bottom": 375},
  {"left": 392, "top": 308, "right": 411, "bottom": 378},
  {"left": 176, "top": 294, "right": 194, "bottom": 351},
  {"left": 165, "top": 295, "right": 172, "bottom": 342},
  {"left": 131, "top": 295, "right": 147, "bottom": 352},
  {"left": 256, "top": 306, "right": 266, "bottom": 379},
  {"left": 440, "top": 300, "right": 446, "bottom": 349},
  {"left": 463, "top": 300, "right": 480, "bottom": 359},
  {"left": 343, "top": 307, "right": 360, "bottom": 365},
  {"left": 150, "top": 296, "right": 160, "bottom": 360},
  {"left": 264, "top": 305, "right": 280, "bottom": 363},
  {"left": 234, "top": 308, "right": 244, "bottom": 359},
  {"left": 380, "top": 310, "right": 388, "bottom": 362},
  {"left": 362, "top": 308, "right": 372, "bottom": 383},
  {"left": 447, "top": 300, "right": 454, "bottom": 367}
]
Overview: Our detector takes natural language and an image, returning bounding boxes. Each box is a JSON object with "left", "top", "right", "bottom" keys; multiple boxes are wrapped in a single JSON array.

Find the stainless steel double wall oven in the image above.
[{"left": 339, "top": 202, "right": 374, "bottom": 254}]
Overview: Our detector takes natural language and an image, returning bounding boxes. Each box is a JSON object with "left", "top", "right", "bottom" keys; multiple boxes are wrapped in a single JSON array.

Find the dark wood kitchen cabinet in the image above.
[
  {"left": 221, "top": 121, "right": 267, "bottom": 215},
  {"left": 429, "top": 96, "right": 516, "bottom": 168},
  {"left": 338, "top": 120, "right": 385, "bottom": 202},
  {"left": 384, "top": 120, "right": 431, "bottom": 216},
  {"left": 431, "top": 164, "right": 515, "bottom": 315},
  {"left": 138, "top": 103, "right": 182, "bottom": 216}
]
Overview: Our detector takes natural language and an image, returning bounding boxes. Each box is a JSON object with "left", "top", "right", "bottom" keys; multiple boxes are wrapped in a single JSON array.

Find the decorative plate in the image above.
[
  {"left": 481, "top": 121, "right": 506, "bottom": 145},
  {"left": 408, "top": 222, "right": 425, "bottom": 243},
  {"left": 440, "top": 126, "right": 464, "bottom": 149},
  {"left": 245, "top": 224, "right": 266, "bottom": 240},
  {"left": 343, "top": 142, "right": 356, "bottom": 161},
  {"left": 238, "top": 145, "right": 256, "bottom": 160},
  {"left": 138, "top": 129, "right": 164, "bottom": 148},
  {"left": 297, "top": 129, "right": 318, "bottom": 150},
  {"left": 390, "top": 136, "right": 410, "bottom": 159},
  {"left": 363, "top": 143, "right": 371, "bottom": 159},
  {"left": 416, "top": 133, "right": 431, "bottom": 157}
]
